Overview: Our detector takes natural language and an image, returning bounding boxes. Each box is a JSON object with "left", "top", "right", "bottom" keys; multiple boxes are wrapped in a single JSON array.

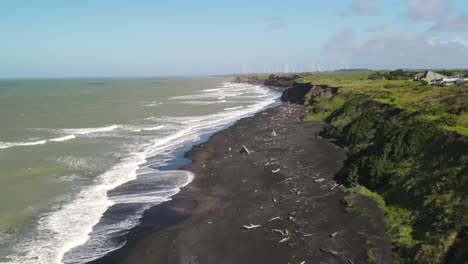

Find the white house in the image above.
[
  {"left": 442, "top": 77, "right": 466, "bottom": 86},
  {"left": 414, "top": 71, "right": 467, "bottom": 86},
  {"left": 415, "top": 71, "right": 446, "bottom": 81}
]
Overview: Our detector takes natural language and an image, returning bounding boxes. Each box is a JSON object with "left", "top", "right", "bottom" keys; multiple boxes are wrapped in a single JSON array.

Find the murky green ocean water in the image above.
[{"left": 0, "top": 77, "right": 279, "bottom": 263}]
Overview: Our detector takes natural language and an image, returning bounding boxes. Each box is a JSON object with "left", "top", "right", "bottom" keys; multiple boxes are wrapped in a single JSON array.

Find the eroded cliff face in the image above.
[
  {"left": 280, "top": 82, "right": 312, "bottom": 104},
  {"left": 281, "top": 83, "right": 338, "bottom": 105},
  {"left": 233, "top": 74, "right": 338, "bottom": 105},
  {"left": 233, "top": 74, "right": 300, "bottom": 89}
]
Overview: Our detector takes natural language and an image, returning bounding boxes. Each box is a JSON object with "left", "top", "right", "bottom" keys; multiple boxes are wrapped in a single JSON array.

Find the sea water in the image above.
[{"left": 0, "top": 77, "right": 279, "bottom": 263}]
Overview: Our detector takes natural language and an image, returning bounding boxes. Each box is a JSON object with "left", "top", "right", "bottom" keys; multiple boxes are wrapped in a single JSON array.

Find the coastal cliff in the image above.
[
  {"left": 235, "top": 73, "right": 468, "bottom": 264},
  {"left": 233, "top": 74, "right": 338, "bottom": 105},
  {"left": 233, "top": 74, "right": 300, "bottom": 89}
]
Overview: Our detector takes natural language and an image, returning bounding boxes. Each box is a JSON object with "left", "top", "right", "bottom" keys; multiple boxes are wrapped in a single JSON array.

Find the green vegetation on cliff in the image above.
[
  {"left": 299, "top": 70, "right": 468, "bottom": 136},
  {"left": 297, "top": 71, "right": 468, "bottom": 264}
]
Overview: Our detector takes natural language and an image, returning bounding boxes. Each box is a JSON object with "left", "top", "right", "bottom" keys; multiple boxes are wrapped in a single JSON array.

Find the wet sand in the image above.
[{"left": 92, "top": 103, "right": 392, "bottom": 264}]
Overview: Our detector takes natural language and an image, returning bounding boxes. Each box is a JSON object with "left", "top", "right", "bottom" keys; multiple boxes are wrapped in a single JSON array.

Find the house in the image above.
[
  {"left": 413, "top": 71, "right": 468, "bottom": 85},
  {"left": 415, "top": 71, "right": 447, "bottom": 81},
  {"left": 413, "top": 73, "right": 424, "bottom": 80},
  {"left": 442, "top": 77, "right": 459, "bottom": 86}
]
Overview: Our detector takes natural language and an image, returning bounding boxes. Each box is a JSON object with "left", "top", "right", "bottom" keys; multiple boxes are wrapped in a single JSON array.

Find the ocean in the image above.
[{"left": 0, "top": 77, "right": 279, "bottom": 264}]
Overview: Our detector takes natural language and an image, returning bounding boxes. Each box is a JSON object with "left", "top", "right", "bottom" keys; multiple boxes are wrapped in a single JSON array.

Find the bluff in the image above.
[
  {"left": 233, "top": 74, "right": 300, "bottom": 89},
  {"left": 233, "top": 74, "right": 336, "bottom": 105}
]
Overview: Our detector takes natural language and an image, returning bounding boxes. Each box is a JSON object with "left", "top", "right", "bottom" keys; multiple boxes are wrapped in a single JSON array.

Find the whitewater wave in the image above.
[
  {"left": 0, "top": 140, "right": 47, "bottom": 149},
  {"left": 62, "top": 125, "right": 119, "bottom": 135},
  {"left": 0, "top": 126, "right": 121, "bottom": 150},
  {"left": 50, "top": 135, "right": 76, "bottom": 142},
  {"left": 224, "top": 106, "right": 244, "bottom": 111},
  {"left": 142, "top": 125, "right": 165, "bottom": 131}
]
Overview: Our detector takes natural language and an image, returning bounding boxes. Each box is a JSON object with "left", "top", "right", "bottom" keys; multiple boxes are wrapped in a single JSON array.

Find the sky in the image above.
[{"left": 1, "top": 0, "right": 468, "bottom": 78}]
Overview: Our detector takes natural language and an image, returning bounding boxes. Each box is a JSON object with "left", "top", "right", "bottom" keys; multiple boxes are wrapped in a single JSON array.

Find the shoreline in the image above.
[{"left": 90, "top": 102, "right": 392, "bottom": 264}]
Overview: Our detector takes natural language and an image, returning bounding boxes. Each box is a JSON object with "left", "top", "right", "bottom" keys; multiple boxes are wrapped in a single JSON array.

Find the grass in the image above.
[
  {"left": 298, "top": 71, "right": 468, "bottom": 136},
  {"left": 303, "top": 112, "right": 330, "bottom": 121},
  {"left": 344, "top": 185, "right": 416, "bottom": 256},
  {"left": 304, "top": 94, "right": 346, "bottom": 121},
  {"left": 458, "top": 112, "right": 468, "bottom": 127},
  {"left": 344, "top": 185, "right": 386, "bottom": 209},
  {"left": 443, "top": 125, "right": 468, "bottom": 136}
]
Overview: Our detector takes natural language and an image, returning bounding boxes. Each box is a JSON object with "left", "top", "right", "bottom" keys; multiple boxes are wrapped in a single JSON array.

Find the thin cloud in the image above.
[
  {"left": 341, "top": 0, "right": 378, "bottom": 17},
  {"left": 406, "top": 0, "right": 468, "bottom": 33},
  {"left": 265, "top": 17, "right": 287, "bottom": 31},
  {"left": 407, "top": 0, "right": 449, "bottom": 21},
  {"left": 429, "top": 14, "right": 468, "bottom": 32},
  {"left": 323, "top": 29, "right": 357, "bottom": 53},
  {"left": 323, "top": 27, "right": 468, "bottom": 69}
]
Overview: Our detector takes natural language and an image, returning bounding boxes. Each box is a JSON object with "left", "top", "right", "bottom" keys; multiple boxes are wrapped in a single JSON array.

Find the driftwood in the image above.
[
  {"left": 271, "top": 168, "right": 281, "bottom": 173},
  {"left": 268, "top": 216, "right": 281, "bottom": 222},
  {"left": 330, "top": 231, "right": 339, "bottom": 238},
  {"left": 240, "top": 145, "right": 251, "bottom": 154},
  {"left": 320, "top": 248, "right": 339, "bottom": 256},
  {"left": 271, "top": 130, "right": 277, "bottom": 137},
  {"left": 243, "top": 224, "right": 261, "bottom": 230},
  {"left": 279, "top": 237, "right": 290, "bottom": 243},
  {"left": 276, "top": 177, "right": 292, "bottom": 184},
  {"left": 272, "top": 229, "right": 285, "bottom": 236},
  {"left": 272, "top": 229, "right": 289, "bottom": 237},
  {"left": 314, "top": 178, "right": 325, "bottom": 183},
  {"left": 330, "top": 183, "right": 339, "bottom": 191}
]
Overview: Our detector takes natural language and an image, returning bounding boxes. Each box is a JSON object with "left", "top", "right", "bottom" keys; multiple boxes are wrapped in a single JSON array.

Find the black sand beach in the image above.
[{"left": 92, "top": 104, "right": 392, "bottom": 264}]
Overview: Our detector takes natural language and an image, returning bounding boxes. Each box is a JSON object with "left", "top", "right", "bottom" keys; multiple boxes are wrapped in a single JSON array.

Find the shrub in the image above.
[
  {"left": 347, "top": 163, "right": 360, "bottom": 186},
  {"left": 438, "top": 114, "right": 458, "bottom": 127}
]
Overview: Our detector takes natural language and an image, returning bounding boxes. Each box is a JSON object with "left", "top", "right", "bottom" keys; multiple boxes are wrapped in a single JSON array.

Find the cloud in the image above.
[
  {"left": 429, "top": 14, "right": 468, "bottom": 32},
  {"left": 406, "top": 0, "right": 468, "bottom": 32},
  {"left": 323, "top": 27, "right": 468, "bottom": 69},
  {"left": 265, "top": 17, "right": 286, "bottom": 31},
  {"left": 341, "top": 0, "right": 378, "bottom": 16},
  {"left": 407, "top": 0, "right": 450, "bottom": 21},
  {"left": 323, "top": 29, "right": 357, "bottom": 53}
]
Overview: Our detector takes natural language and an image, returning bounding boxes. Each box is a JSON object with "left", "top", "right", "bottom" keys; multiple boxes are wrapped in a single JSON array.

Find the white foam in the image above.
[
  {"left": 8, "top": 151, "right": 149, "bottom": 264},
  {"left": 0, "top": 126, "right": 119, "bottom": 150},
  {"left": 0, "top": 140, "right": 47, "bottom": 150},
  {"left": 50, "top": 135, "right": 76, "bottom": 142},
  {"left": 224, "top": 106, "right": 244, "bottom": 111},
  {"left": 202, "top": 88, "right": 222, "bottom": 92},
  {"left": 177, "top": 101, "right": 217, "bottom": 105},
  {"left": 138, "top": 101, "right": 163, "bottom": 107},
  {"left": 62, "top": 125, "right": 119, "bottom": 135},
  {"left": 142, "top": 125, "right": 165, "bottom": 131}
]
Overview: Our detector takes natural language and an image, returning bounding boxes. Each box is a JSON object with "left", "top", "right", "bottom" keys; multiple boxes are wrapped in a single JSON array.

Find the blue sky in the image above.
[{"left": 1, "top": 0, "right": 468, "bottom": 78}]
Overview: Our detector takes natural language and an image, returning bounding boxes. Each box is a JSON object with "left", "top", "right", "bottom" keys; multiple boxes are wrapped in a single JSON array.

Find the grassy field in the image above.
[{"left": 299, "top": 71, "right": 468, "bottom": 136}]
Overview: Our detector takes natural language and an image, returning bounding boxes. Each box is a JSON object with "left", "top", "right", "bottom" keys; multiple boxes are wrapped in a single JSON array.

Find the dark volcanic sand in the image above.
[{"left": 92, "top": 104, "right": 393, "bottom": 264}]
